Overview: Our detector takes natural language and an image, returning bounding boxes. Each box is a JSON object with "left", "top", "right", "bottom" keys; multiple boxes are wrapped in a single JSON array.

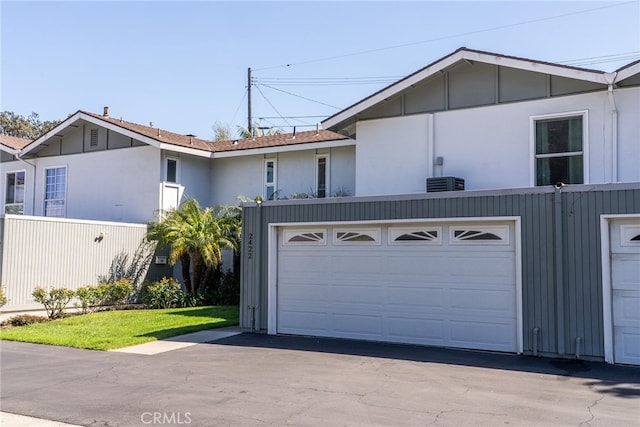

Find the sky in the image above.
[{"left": 1, "top": 1, "right": 639, "bottom": 140}]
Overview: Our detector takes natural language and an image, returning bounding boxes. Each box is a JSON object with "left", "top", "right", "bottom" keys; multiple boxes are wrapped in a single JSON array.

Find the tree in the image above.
[
  {"left": 0, "top": 111, "right": 61, "bottom": 139},
  {"left": 147, "top": 199, "right": 240, "bottom": 294},
  {"left": 212, "top": 121, "right": 233, "bottom": 141}
]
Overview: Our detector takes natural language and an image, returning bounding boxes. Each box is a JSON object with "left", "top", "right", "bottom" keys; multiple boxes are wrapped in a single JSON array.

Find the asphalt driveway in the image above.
[{"left": 1, "top": 333, "right": 639, "bottom": 426}]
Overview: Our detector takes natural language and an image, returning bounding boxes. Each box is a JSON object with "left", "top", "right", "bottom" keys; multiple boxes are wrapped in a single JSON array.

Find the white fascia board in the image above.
[
  {"left": 3, "top": 213, "right": 147, "bottom": 228},
  {"left": 22, "top": 112, "right": 212, "bottom": 158},
  {"left": 323, "top": 50, "right": 610, "bottom": 130},
  {"left": 158, "top": 143, "right": 214, "bottom": 158},
  {"left": 21, "top": 111, "right": 84, "bottom": 154},
  {"left": 0, "top": 144, "right": 18, "bottom": 155},
  {"left": 615, "top": 62, "right": 640, "bottom": 82},
  {"left": 212, "top": 138, "right": 355, "bottom": 159}
]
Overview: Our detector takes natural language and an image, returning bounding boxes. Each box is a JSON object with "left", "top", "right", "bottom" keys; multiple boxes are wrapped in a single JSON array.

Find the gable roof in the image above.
[
  {"left": 16, "top": 109, "right": 351, "bottom": 159},
  {"left": 322, "top": 47, "right": 618, "bottom": 132},
  {"left": 0, "top": 134, "right": 33, "bottom": 153},
  {"left": 615, "top": 58, "right": 640, "bottom": 82}
]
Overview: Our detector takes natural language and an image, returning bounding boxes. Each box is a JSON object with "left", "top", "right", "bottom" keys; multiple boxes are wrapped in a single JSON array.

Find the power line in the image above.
[
  {"left": 254, "top": 84, "right": 292, "bottom": 128},
  {"left": 257, "top": 83, "right": 340, "bottom": 109},
  {"left": 253, "top": 1, "right": 636, "bottom": 71}
]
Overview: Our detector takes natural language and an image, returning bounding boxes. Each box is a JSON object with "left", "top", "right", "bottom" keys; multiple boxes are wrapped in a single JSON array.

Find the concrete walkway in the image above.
[
  {"left": 0, "top": 412, "right": 82, "bottom": 427},
  {"left": 110, "top": 327, "right": 243, "bottom": 355}
]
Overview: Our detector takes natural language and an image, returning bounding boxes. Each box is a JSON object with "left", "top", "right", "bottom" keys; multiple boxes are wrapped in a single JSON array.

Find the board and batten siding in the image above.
[
  {"left": 0, "top": 215, "right": 154, "bottom": 311},
  {"left": 241, "top": 183, "right": 640, "bottom": 360}
]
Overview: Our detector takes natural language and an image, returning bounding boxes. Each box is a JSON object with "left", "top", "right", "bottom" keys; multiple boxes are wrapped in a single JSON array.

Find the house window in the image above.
[
  {"left": 5, "top": 170, "right": 25, "bottom": 214},
  {"left": 316, "top": 155, "right": 329, "bottom": 198},
  {"left": 44, "top": 166, "right": 67, "bottom": 217},
  {"left": 535, "top": 115, "right": 584, "bottom": 186},
  {"left": 166, "top": 158, "right": 178, "bottom": 183},
  {"left": 264, "top": 159, "right": 276, "bottom": 200}
]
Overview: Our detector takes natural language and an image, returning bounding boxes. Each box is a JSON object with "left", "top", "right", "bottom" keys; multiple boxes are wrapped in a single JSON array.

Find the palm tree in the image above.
[{"left": 148, "top": 199, "right": 240, "bottom": 294}]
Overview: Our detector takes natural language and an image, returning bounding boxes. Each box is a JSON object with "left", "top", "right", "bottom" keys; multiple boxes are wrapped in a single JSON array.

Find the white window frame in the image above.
[
  {"left": 333, "top": 228, "right": 381, "bottom": 245},
  {"left": 282, "top": 229, "right": 327, "bottom": 246},
  {"left": 315, "top": 154, "right": 330, "bottom": 198},
  {"left": 44, "top": 165, "right": 67, "bottom": 218},
  {"left": 5, "top": 169, "right": 26, "bottom": 214},
  {"left": 264, "top": 159, "right": 277, "bottom": 200},
  {"left": 529, "top": 110, "right": 589, "bottom": 187},
  {"left": 388, "top": 226, "right": 442, "bottom": 245},
  {"left": 449, "top": 224, "right": 510, "bottom": 245},
  {"left": 165, "top": 156, "right": 180, "bottom": 183}
]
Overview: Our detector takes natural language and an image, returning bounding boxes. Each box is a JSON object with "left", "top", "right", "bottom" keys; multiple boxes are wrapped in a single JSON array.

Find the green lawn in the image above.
[{"left": 0, "top": 306, "right": 238, "bottom": 351}]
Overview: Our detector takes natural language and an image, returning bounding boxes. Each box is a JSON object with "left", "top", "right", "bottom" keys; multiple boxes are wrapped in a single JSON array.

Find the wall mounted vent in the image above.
[{"left": 426, "top": 177, "right": 465, "bottom": 192}]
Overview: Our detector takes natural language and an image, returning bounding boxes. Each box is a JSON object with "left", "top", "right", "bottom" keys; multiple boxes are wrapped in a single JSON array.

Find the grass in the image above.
[{"left": 0, "top": 305, "right": 238, "bottom": 351}]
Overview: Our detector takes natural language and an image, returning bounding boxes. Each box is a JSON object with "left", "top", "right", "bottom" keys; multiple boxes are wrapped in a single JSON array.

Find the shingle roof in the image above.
[
  {"left": 0, "top": 134, "right": 32, "bottom": 151},
  {"left": 212, "top": 129, "right": 350, "bottom": 152},
  {"left": 80, "top": 111, "right": 349, "bottom": 153},
  {"left": 80, "top": 111, "right": 217, "bottom": 152}
]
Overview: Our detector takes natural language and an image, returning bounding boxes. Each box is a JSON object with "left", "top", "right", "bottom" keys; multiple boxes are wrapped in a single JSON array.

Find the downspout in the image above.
[
  {"left": 15, "top": 151, "right": 36, "bottom": 216},
  {"left": 553, "top": 183, "right": 565, "bottom": 355},
  {"left": 605, "top": 72, "right": 618, "bottom": 183}
]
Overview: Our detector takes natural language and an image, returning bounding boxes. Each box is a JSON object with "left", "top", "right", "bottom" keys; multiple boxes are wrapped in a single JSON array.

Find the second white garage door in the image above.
[{"left": 276, "top": 221, "right": 519, "bottom": 353}]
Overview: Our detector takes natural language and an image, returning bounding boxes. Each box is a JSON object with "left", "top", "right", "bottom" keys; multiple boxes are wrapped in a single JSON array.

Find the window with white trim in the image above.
[
  {"left": 166, "top": 157, "right": 178, "bottom": 183},
  {"left": 333, "top": 228, "right": 381, "bottom": 245},
  {"left": 316, "top": 154, "right": 329, "bottom": 198},
  {"left": 44, "top": 166, "right": 67, "bottom": 217},
  {"left": 264, "top": 159, "right": 276, "bottom": 200},
  {"left": 534, "top": 114, "right": 584, "bottom": 186},
  {"left": 5, "top": 170, "right": 26, "bottom": 214},
  {"left": 283, "top": 229, "right": 327, "bottom": 245},
  {"left": 389, "top": 227, "right": 442, "bottom": 245}
]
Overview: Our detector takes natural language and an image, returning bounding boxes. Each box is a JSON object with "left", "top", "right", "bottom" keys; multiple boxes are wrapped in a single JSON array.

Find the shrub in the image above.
[
  {"left": 99, "top": 279, "right": 135, "bottom": 306},
  {"left": 32, "top": 287, "right": 76, "bottom": 319},
  {"left": 75, "top": 286, "right": 108, "bottom": 314},
  {"left": 0, "top": 287, "right": 7, "bottom": 308},
  {"left": 174, "top": 291, "right": 206, "bottom": 308},
  {"left": 2, "top": 314, "right": 49, "bottom": 327},
  {"left": 143, "top": 277, "right": 182, "bottom": 309},
  {"left": 209, "top": 270, "right": 240, "bottom": 305}
]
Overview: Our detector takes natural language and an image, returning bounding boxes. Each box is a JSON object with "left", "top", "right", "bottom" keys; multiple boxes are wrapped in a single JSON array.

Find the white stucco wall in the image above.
[
  {"left": 210, "top": 146, "right": 356, "bottom": 206},
  {"left": 354, "top": 90, "right": 636, "bottom": 195},
  {"left": 48, "top": 145, "right": 160, "bottom": 222},
  {"left": 163, "top": 150, "right": 212, "bottom": 206},
  {"left": 9, "top": 146, "right": 160, "bottom": 223},
  {"left": 615, "top": 87, "right": 640, "bottom": 183},
  {"left": 356, "top": 114, "right": 430, "bottom": 196}
]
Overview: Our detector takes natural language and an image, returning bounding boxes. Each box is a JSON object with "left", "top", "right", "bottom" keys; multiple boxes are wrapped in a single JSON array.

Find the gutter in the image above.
[{"left": 605, "top": 72, "right": 618, "bottom": 182}]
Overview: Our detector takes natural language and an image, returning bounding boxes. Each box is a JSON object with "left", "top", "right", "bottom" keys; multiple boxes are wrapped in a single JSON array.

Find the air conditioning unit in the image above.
[{"left": 426, "top": 177, "right": 465, "bottom": 192}]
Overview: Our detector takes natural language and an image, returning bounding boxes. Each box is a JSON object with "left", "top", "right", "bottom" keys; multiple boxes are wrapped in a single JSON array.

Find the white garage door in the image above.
[
  {"left": 276, "top": 221, "right": 518, "bottom": 352},
  {"left": 610, "top": 220, "right": 640, "bottom": 365}
]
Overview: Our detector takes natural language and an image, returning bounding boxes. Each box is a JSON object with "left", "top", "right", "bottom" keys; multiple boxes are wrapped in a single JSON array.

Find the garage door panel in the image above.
[
  {"left": 614, "top": 328, "right": 640, "bottom": 365},
  {"left": 387, "top": 318, "right": 445, "bottom": 342},
  {"left": 330, "top": 314, "right": 383, "bottom": 336},
  {"left": 612, "top": 292, "right": 640, "bottom": 326},
  {"left": 278, "top": 254, "right": 330, "bottom": 275},
  {"left": 385, "top": 286, "right": 445, "bottom": 307},
  {"left": 277, "top": 222, "right": 518, "bottom": 353},
  {"left": 279, "top": 310, "right": 328, "bottom": 333},
  {"left": 612, "top": 255, "right": 640, "bottom": 290},
  {"left": 449, "top": 288, "right": 515, "bottom": 313},
  {"left": 278, "top": 282, "right": 329, "bottom": 303}
]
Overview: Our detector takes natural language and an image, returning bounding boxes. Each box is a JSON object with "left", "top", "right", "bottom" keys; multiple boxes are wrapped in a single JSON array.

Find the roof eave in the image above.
[{"left": 323, "top": 48, "right": 610, "bottom": 131}]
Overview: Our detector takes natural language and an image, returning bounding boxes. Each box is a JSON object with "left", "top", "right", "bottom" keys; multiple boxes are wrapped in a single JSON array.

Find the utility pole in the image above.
[{"left": 247, "top": 67, "right": 252, "bottom": 136}]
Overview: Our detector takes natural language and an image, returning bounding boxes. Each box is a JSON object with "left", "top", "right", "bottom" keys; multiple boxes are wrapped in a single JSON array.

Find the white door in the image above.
[
  {"left": 276, "top": 221, "right": 518, "bottom": 352},
  {"left": 610, "top": 220, "right": 640, "bottom": 365}
]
